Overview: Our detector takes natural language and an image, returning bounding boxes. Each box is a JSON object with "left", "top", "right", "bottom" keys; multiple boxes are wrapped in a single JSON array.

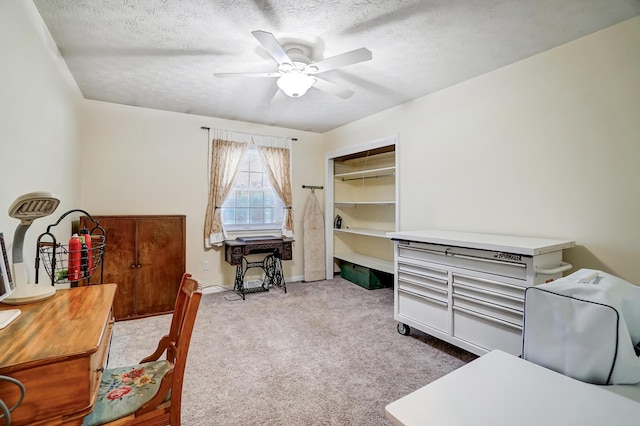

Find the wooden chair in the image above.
[{"left": 82, "top": 273, "right": 203, "bottom": 426}]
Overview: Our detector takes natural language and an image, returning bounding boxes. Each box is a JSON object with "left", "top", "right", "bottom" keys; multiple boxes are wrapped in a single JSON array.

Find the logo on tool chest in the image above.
[{"left": 493, "top": 252, "right": 522, "bottom": 261}]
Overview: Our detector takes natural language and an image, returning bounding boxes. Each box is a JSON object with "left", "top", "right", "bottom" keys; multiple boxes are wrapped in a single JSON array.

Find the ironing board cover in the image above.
[{"left": 303, "top": 191, "right": 325, "bottom": 282}]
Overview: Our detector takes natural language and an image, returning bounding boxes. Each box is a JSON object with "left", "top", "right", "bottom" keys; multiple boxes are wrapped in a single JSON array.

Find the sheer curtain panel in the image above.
[
  {"left": 204, "top": 136, "right": 248, "bottom": 247},
  {"left": 257, "top": 139, "right": 293, "bottom": 238}
]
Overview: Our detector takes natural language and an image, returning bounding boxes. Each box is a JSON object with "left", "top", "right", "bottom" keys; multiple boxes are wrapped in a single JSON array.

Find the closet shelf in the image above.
[
  {"left": 334, "top": 166, "right": 395, "bottom": 181},
  {"left": 334, "top": 228, "right": 392, "bottom": 238},
  {"left": 334, "top": 252, "right": 394, "bottom": 274}
]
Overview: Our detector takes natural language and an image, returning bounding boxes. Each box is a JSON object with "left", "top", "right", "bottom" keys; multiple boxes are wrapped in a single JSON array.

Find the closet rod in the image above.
[
  {"left": 302, "top": 185, "right": 323, "bottom": 190},
  {"left": 340, "top": 173, "right": 395, "bottom": 182}
]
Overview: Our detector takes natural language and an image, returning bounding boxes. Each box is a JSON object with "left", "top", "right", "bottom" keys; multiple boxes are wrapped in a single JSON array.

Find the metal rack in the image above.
[{"left": 35, "top": 209, "right": 106, "bottom": 286}]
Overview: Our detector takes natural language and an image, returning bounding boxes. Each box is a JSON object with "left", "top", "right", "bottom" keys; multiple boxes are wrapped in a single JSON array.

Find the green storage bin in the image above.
[{"left": 340, "top": 261, "right": 393, "bottom": 290}]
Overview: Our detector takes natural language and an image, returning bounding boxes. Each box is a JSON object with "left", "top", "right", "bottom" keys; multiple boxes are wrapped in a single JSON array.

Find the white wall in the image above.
[
  {"left": 0, "top": 0, "right": 83, "bottom": 282},
  {"left": 79, "top": 100, "right": 324, "bottom": 287},
  {"left": 324, "top": 17, "right": 640, "bottom": 284}
]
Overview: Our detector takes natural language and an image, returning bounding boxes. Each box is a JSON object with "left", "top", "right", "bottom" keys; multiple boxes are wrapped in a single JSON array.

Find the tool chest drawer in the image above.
[
  {"left": 452, "top": 274, "right": 525, "bottom": 301},
  {"left": 452, "top": 306, "right": 523, "bottom": 354},
  {"left": 397, "top": 290, "right": 448, "bottom": 333},
  {"left": 398, "top": 244, "right": 448, "bottom": 265}
]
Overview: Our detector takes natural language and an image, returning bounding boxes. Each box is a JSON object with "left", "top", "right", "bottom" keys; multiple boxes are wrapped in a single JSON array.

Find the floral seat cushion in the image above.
[{"left": 82, "top": 360, "right": 171, "bottom": 426}]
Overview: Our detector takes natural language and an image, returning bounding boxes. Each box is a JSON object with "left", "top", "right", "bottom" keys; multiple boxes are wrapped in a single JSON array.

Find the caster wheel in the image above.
[{"left": 397, "top": 323, "right": 410, "bottom": 336}]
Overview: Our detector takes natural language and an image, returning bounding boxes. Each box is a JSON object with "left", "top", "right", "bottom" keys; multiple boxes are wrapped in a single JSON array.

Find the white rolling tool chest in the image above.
[{"left": 388, "top": 230, "right": 575, "bottom": 356}]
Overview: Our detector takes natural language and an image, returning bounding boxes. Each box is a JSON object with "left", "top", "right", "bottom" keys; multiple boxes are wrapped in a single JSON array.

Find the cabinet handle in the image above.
[
  {"left": 137, "top": 264, "right": 142, "bottom": 268},
  {"left": 130, "top": 264, "right": 136, "bottom": 269},
  {"left": 536, "top": 262, "right": 572, "bottom": 275}
]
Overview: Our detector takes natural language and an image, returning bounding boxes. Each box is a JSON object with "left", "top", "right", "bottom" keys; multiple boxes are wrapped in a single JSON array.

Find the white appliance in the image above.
[{"left": 2, "top": 191, "right": 60, "bottom": 305}]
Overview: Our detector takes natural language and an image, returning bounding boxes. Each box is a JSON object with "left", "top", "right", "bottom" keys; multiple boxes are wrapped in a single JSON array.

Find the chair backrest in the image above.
[
  {"left": 135, "top": 272, "right": 202, "bottom": 425},
  {"left": 167, "top": 275, "right": 201, "bottom": 424}
]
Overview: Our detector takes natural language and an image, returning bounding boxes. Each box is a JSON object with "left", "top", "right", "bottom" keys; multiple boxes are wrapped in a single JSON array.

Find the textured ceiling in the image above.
[{"left": 33, "top": 0, "right": 640, "bottom": 133}]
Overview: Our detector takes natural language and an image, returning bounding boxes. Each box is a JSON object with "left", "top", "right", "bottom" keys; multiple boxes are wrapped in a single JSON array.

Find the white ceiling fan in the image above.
[{"left": 214, "top": 30, "right": 372, "bottom": 99}]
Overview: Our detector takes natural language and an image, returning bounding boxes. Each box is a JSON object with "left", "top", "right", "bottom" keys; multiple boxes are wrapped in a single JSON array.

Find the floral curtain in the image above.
[
  {"left": 204, "top": 136, "right": 248, "bottom": 247},
  {"left": 256, "top": 139, "right": 294, "bottom": 238}
]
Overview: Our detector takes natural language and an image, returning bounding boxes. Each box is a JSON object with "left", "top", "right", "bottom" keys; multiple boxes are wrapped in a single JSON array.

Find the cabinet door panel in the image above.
[
  {"left": 136, "top": 217, "right": 185, "bottom": 316},
  {"left": 95, "top": 217, "right": 137, "bottom": 320}
]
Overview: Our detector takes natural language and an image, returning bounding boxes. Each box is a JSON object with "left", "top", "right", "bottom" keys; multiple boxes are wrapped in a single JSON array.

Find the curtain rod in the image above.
[
  {"left": 200, "top": 126, "right": 297, "bottom": 141},
  {"left": 302, "top": 185, "right": 323, "bottom": 190}
]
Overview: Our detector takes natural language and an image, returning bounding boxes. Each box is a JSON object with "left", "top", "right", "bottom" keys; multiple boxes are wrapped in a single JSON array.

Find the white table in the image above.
[{"left": 385, "top": 350, "right": 640, "bottom": 425}]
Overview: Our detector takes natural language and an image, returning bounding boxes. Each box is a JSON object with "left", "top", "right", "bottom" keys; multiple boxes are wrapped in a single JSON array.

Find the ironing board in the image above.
[{"left": 303, "top": 191, "right": 325, "bottom": 282}]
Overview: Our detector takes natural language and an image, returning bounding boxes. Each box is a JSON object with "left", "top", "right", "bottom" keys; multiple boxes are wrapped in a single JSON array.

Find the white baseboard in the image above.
[{"left": 201, "top": 285, "right": 232, "bottom": 294}]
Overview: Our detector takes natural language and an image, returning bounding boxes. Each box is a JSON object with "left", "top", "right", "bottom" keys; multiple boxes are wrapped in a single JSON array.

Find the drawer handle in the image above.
[
  {"left": 399, "top": 278, "right": 447, "bottom": 295},
  {"left": 453, "top": 306, "right": 522, "bottom": 331},
  {"left": 399, "top": 288, "right": 448, "bottom": 307},
  {"left": 452, "top": 282, "right": 523, "bottom": 303},
  {"left": 453, "top": 293, "right": 523, "bottom": 315},
  {"left": 450, "top": 253, "right": 526, "bottom": 268},
  {"left": 536, "top": 262, "right": 572, "bottom": 275},
  {"left": 400, "top": 245, "right": 447, "bottom": 256},
  {"left": 398, "top": 259, "right": 448, "bottom": 276},
  {"left": 453, "top": 274, "right": 525, "bottom": 291},
  {"left": 398, "top": 271, "right": 447, "bottom": 288}
]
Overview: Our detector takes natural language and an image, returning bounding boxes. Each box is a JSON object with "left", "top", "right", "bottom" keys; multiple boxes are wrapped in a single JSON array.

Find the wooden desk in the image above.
[
  {"left": 224, "top": 238, "right": 293, "bottom": 299},
  {"left": 0, "top": 284, "right": 116, "bottom": 425},
  {"left": 385, "top": 350, "right": 640, "bottom": 426}
]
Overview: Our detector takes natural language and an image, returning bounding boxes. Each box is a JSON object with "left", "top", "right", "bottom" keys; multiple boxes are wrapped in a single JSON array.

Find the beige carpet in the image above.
[{"left": 107, "top": 277, "right": 476, "bottom": 425}]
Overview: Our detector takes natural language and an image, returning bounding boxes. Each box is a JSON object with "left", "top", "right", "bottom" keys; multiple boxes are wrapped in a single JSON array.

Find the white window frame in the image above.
[{"left": 220, "top": 146, "right": 285, "bottom": 233}]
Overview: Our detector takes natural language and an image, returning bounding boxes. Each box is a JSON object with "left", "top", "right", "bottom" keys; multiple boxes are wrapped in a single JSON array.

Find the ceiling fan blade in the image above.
[
  {"left": 213, "top": 72, "right": 281, "bottom": 78},
  {"left": 251, "top": 30, "right": 292, "bottom": 66},
  {"left": 312, "top": 77, "right": 355, "bottom": 99},
  {"left": 307, "top": 48, "right": 372, "bottom": 74}
]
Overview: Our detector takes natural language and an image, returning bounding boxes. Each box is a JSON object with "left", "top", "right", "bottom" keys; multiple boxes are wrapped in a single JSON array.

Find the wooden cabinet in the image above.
[
  {"left": 80, "top": 215, "right": 185, "bottom": 320},
  {"left": 325, "top": 136, "right": 398, "bottom": 279},
  {"left": 389, "top": 229, "right": 575, "bottom": 356}
]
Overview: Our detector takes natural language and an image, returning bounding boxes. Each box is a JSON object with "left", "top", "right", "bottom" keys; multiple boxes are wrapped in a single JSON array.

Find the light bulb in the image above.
[{"left": 277, "top": 72, "right": 316, "bottom": 97}]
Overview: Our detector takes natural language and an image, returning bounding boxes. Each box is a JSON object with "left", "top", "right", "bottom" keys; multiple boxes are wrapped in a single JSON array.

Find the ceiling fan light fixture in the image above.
[{"left": 277, "top": 72, "right": 316, "bottom": 97}]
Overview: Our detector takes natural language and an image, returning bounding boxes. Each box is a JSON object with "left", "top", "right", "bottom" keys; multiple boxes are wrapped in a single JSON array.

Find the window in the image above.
[{"left": 220, "top": 147, "right": 284, "bottom": 231}]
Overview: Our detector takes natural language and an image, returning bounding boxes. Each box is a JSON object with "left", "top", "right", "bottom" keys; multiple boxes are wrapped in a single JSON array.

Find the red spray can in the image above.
[
  {"left": 79, "top": 228, "right": 93, "bottom": 278},
  {"left": 68, "top": 234, "right": 82, "bottom": 282}
]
